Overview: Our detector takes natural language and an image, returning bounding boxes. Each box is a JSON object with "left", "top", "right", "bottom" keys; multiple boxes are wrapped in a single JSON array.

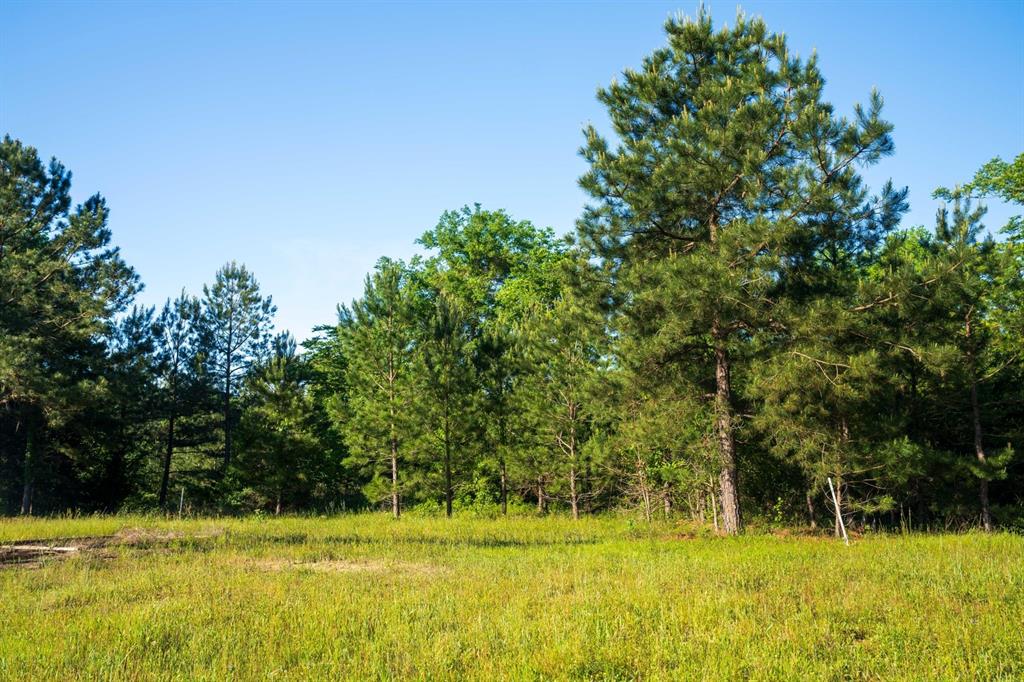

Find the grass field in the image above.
[{"left": 1, "top": 515, "right": 1021, "bottom": 680}]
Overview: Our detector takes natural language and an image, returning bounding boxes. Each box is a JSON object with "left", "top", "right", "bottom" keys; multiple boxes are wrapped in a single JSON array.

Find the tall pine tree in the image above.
[
  {"left": 198, "top": 262, "right": 275, "bottom": 478},
  {"left": 153, "top": 292, "right": 202, "bottom": 507},
  {"left": 577, "top": 10, "right": 903, "bottom": 532},
  {"left": 338, "top": 258, "right": 419, "bottom": 518},
  {"left": 0, "top": 136, "right": 138, "bottom": 513}
]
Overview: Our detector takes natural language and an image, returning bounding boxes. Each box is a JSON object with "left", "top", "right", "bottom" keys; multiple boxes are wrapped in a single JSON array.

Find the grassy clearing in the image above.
[{"left": 0, "top": 515, "right": 1021, "bottom": 680}]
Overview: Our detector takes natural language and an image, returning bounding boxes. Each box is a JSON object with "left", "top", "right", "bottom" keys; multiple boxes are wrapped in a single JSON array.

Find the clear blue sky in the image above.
[{"left": 3, "top": 1, "right": 1022, "bottom": 340}]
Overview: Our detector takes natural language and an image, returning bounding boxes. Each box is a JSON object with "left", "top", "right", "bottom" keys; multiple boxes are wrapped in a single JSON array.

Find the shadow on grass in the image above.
[{"left": 234, "top": 532, "right": 600, "bottom": 550}]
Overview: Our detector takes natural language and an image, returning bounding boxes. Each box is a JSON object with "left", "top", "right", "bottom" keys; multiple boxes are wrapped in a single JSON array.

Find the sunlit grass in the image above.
[{"left": 1, "top": 515, "right": 1021, "bottom": 680}]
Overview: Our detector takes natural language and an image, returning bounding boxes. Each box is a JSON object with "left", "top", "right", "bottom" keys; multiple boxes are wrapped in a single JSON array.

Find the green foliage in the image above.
[
  {"left": 233, "top": 334, "right": 339, "bottom": 513},
  {"left": 198, "top": 262, "right": 276, "bottom": 476},
  {"left": 416, "top": 206, "right": 568, "bottom": 512},
  {"left": 516, "top": 256, "right": 608, "bottom": 517},
  {"left": 416, "top": 292, "right": 475, "bottom": 516},
  {"left": 935, "top": 152, "right": 1024, "bottom": 204},
  {"left": 0, "top": 136, "right": 139, "bottom": 513},
  {"left": 334, "top": 258, "right": 420, "bottom": 514},
  {"left": 152, "top": 293, "right": 210, "bottom": 508}
]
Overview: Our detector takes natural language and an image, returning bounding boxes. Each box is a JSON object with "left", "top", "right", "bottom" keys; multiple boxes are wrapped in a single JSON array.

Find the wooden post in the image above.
[{"left": 827, "top": 477, "right": 848, "bottom": 545}]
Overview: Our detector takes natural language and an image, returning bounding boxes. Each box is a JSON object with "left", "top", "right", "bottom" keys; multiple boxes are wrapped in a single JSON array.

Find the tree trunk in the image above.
[
  {"left": 969, "top": 370, "right": 993, "bottom": 532},
  {"left": 275, "top": 489, "right": 282, "bottom": 516},
  {"left": 833, "top": 476, "right": 844, "bottom": 538},
  {"left": 20, "top": 419, "right": 35, "bottom": 516},
  {"left": 710, "top": 487, "right": 719, "bottom": 532},
  {"left": 444, "top": 410, "right": 453, "bottom": 518},
  {"left": 390, "top": 435, "right": 400, "bottom": 520},
  {"left": 388, "top": 369, "right": 400, "bottom": 519},
  {"left": 536, "top": 479, "right": 545, "bottom": 513},
  {"left": 636, "top": 454, "right": 651, "bottom": 522},
  {"left": 221, "top": 314, "right": 234, "bottom": 476},
  {"left": 708, "top": 213, "right": 741, "bottom": 535},
  {"left": 712, "top": 330, "right": 741, "bottom": 534},
  {"left": 566, "top": 405, "right": 580, "bottom": 520},
  {"left": 222, "top": 364, "right": 232, "bottom": 475},
  {"left": 159, "top": 411, "right": 175, "bottom": 508},
  {"left": 663, "top": 482, "right": 671, "bottom": 520},
  {"left": 806, "top": 489, "right": 817, "bottom": 530},
  {"left": 499, "top": 415, "right": 508, "bottom": 515},
  {"left": 569, "top": 464, "right": 579, "bottom": 520},
  {"left": 966, "top": 315, "right": 992, "bottom": 532},
  {"left": 500, "top": 459, "right": 508, "bottom": 516}
]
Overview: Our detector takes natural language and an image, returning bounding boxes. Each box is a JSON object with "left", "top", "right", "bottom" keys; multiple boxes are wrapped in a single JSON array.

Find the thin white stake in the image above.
[
  {"left": 827, "top": 477, "right": 849, "bottom": 545},
  {"left": 178, "top": 487, "right": 185, "bottom": 518}
]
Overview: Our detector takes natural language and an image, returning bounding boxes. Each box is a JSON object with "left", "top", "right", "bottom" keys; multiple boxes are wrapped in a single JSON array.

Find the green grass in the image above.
[{"left": 1, "top": 515, "right": 1021, "bottom": 680}]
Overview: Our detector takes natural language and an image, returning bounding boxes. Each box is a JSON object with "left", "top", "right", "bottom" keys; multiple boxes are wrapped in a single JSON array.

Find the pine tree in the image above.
[
  {"left": 90, "top": 306, "right": 161, "bottom": 510},
  {"left": 749, "top": 300, "right": 900, "bottom": 535},
  {"left": 418, "top": 292, "right": 475, "bottom": 517},
  {"left": 0, "top": 136, "right": 139, "bottom": 513},
  {"left": 153, "top": 292, "right": 202, "bottom": 507},
  {"left": 198, "top": 262, "right": 275, "bottom": 478},
  {"left": 519, "top": 257, "right": 605, "bottom": 519},
  {"left": 895, "top": 195, "right": 1015, "bottom": 530},
  {"left": 608, "top": 359, "right": 716, "bottom": 523},
  {"left": 577, "top": 10, "right": 902, "bottom": 533},
  {"left": 338, "top": 258, "right": 419, "bottom": 518},
  {"left": 236, "top": 333, "right": 321, "bottom": 514}
]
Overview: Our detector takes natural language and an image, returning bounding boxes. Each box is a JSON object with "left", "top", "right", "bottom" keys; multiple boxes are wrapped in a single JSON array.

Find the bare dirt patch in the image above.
[
  {"left": 0, "top": 527, "right": 223, "bottom": 568},
  {"left": 0, "top": 536, "right": 114, "bottom": 568}
]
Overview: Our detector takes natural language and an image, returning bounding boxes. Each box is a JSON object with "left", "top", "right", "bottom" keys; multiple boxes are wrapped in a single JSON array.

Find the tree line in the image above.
[{"left": 2, "top": 11, "right": 1021, "bottom": 532}]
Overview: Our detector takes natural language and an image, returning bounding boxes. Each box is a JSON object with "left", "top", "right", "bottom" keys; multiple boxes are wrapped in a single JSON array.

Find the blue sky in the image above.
[{"left": 3, "top": 1, "right": 1022, "bottom": 339}]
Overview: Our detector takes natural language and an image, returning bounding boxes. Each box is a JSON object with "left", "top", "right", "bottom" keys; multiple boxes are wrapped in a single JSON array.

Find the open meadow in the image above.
[{"left": 1, "top": 515, "right": 1021, "bottom": 680}]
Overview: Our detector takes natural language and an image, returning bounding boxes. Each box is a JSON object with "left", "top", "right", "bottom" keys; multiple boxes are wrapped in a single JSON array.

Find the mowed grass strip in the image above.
[{"left": 0, "top": 516, "right": 1020, "bottom": 680}]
